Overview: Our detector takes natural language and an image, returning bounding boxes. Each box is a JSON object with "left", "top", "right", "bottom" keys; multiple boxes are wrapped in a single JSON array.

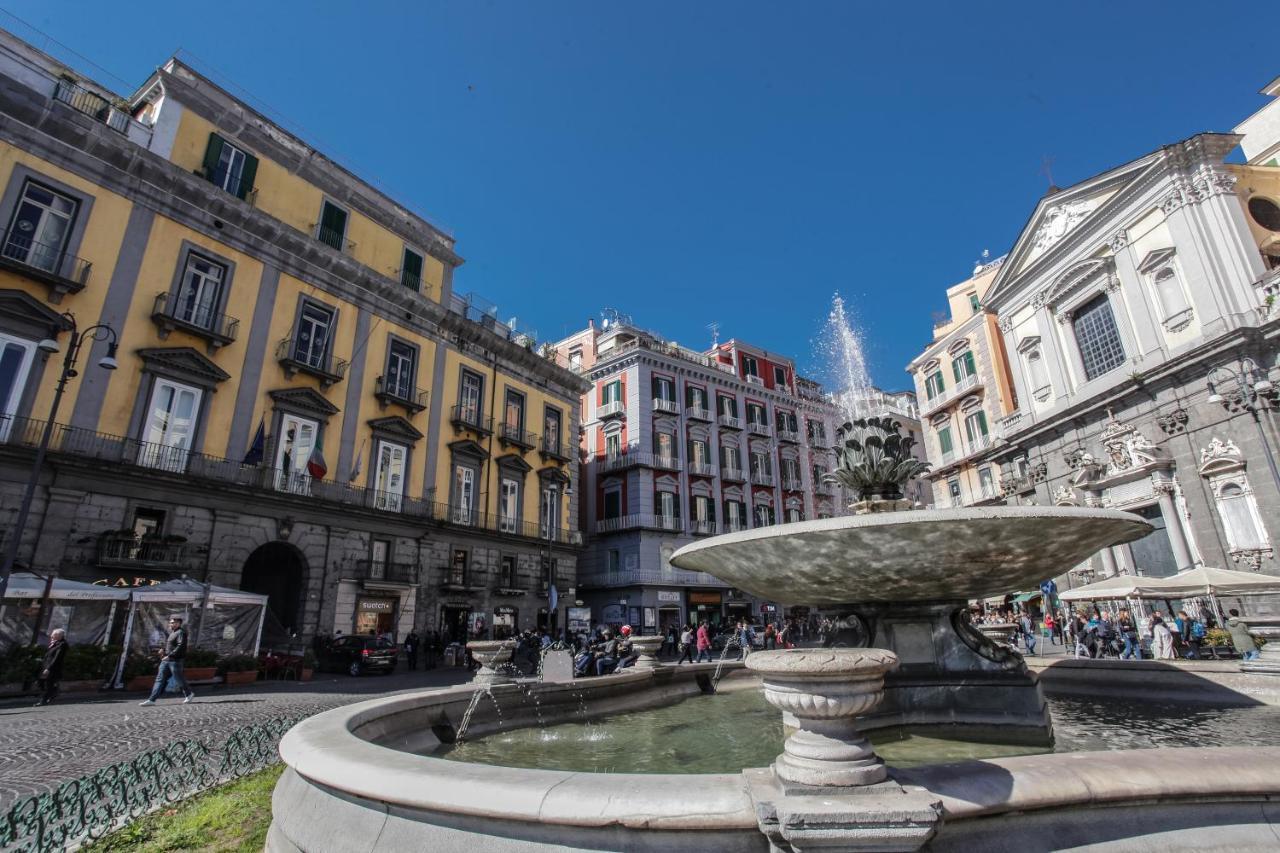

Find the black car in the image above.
[{"left": 320, "top": 636, "right": 398, "bottom": 676}]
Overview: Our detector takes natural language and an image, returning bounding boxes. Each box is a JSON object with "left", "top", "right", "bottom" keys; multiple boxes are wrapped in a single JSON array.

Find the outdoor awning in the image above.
[
  {"left": 2, "top": 572, "right": 130, "bottom": 601},
  {"left": 1011, "top": 591, "right": 1042, "bottom": 604},
  {"left": 1058, "top": 574, "right": 1158, "bottom": 602},
  {"left": 130, "top": 577, "right": 269, "bottom": 606},
  {"left": 1142, "top": 566, "right": 1280, "bottom": 598}
]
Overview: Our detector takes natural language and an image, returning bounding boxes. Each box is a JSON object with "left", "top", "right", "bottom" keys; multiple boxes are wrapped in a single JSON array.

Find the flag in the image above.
[
  {"left": 242, "top": 418, "right": 265, "bottom": 465},
  {"left": 348, "top": 439, "right": 365, "bottom": 483},
  {"left": 307, "top": 445, "right": 328, "bottom": 480}
]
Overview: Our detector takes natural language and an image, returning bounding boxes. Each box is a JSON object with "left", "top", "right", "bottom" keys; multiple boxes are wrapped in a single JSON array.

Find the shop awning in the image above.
[
  {"left": 3, "top": 572, "right": 129, "bottom": 601},
  {"left": 1011, "top": 591, "right": 1041, "bottom": 604}
]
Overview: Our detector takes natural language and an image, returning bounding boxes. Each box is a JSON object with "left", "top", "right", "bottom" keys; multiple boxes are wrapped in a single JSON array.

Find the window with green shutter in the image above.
[
  {"left": 202, "top": 132, "right": 257, "bottom": 200},
  {"left": 952, "top": 350, "right": 976, "bottom": 382},
  {"left": 318, "top": 201, "right": 348, "bottom": 251},
  {"left": 938, "top": 426, "right": 953, "bottom": 455},
  {"left": 401, "top": 247, "right": 423, "bottom": 291}
]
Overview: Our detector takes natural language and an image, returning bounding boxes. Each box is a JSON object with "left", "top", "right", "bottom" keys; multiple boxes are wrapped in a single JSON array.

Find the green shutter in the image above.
[
  {"left": 952, "top": 360, "right": 962, "bottom": 382},
  {"left": 939, "top": 427, "right": 953, "bottom": 454},
  {"left": 202, "top": 133, "right": 224, "bottom": 181},
  {"left": 237, "top": 153, "right": 258, "bottom": 200},
  {"left": 976, "top": 411, "right": 988, "bottom": 436},
  {"left": 401, "top": 248, "right": 423, "bottom": 290}
]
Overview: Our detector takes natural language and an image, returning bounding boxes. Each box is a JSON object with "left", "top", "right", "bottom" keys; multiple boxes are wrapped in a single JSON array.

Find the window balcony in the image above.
[
  {"left": 814, "top": 481, "right": 834, "bottom": 496},
  {"left": 718, "top": 414, "right": 742, "bottom": 430},
  {"left": 720, "top": 466, "right": 746, "bottom": 482},
  {"left": 598, "top": 400, "right": 625, "bottom": 419},
  {"left": 745, "top": 374, "right": 765, "bottom": 387},
  {"left": 652, "top": 397, "right": 679, "bottom": 415},
  {"left": 653, "top": 453, "right": 681, "bottom": 471},
  {"left": 540, "top": 437, "right": 574, "bottom": 463},
  {"left": 151, "top": 293, "right": 239, "bottom": 350},
  {"left": 922, "top": 373, "right": 983, "bottom": 416},
  {"left": 599, "top": 450, "right": 642, "bottom": 473},
  {"left": 748, "top": 420, "right": 772, "bottom": 437},
  {"left": 777, "top": 428, "right": 800, "bottom": 444},
  {"left": 96, "top": 533, "right": 188, "bottom": 571},
  {"left": 450, "top": 404, "right": 493, "bottom": 436},
  {"left": 0, "top": 233, "right": 92, "bottom": 301},
  {"left": 723, "top": 521, "right": 747, "bottom": 534},
  {"left": 939, "top": 448, "right": 957, "bottom": 466},
  {"left": 750, "top": 470, "right": 775, "bottom": 487},
  {"left": 317, "top": 225, "right": 347, "bottom": 252},
  {"left": 781, "top": 476, "right": 804, "bottom": 491},
  {"left": 967, "top": 434, "right": 992, "bottom": 455},
  {"left": 996, "top": 410, "right": 1031, "bottom": 441},
  {"left": 499, "top": 422, "right": 537, "bottom": 451},
  {"left": 686, "top": 406, "right": 713, "bottom": 422},
  {"left": 689, "top": 461, "right": 718, "bottom": 477},
  {"left": 374, "top": 376, "right": 428, "bottom": 414},
  {"left": 276, "top": 338, "right": 348, "bottom": 388},
  {"left": 53, "top": 79, "right": 134, "bottom": 135},
  {"left": 807, "top": 432, "right": 829, "bottom": 449},
  {"left": 689, "top": 519, "right": 717, "bottom": 536},
  {"left": 353, "top": 559, "right": 418, "bottom": 586}
]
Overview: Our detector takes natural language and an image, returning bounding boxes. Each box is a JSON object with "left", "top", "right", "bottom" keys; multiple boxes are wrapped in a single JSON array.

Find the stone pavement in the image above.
[{"left": 0, "top": 666, "right": 473, "bottom": 810}]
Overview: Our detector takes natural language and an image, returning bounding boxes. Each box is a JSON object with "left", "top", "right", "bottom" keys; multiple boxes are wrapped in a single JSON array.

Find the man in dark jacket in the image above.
[
  {"left": 140, "top": 616, "right": 195, "bottom": 706},
  {"left": 35, "top": 628, "right": 68, "bottom": 706}
]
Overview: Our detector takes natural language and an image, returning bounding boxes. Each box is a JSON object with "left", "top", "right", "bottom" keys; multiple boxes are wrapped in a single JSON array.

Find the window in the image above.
[
  {"left": 1027, "top": 349, "right": 1050, "bottom": 395},
  {"left": 952, "top": 350, "right": 976, "bottom": 382},
  {"left": 754, "top": 505, "right": 775, "bottom": 527},
  {"left": 938, "top": 425, "right": 953, "bottom": 456},
  {"left": 3, "top": 180, "right": 77, "bottom": 272},
  {"left": 174, "top": 253, "right": 226, "bottom": 330},
  {"left": 294, "top": 301, "right": 335, "bottom": 368},
  {"left": 979, "top": 467, "right": 994, "bottom": 496},
  {"left": 964, "top": 411, "right": 988, "bottom": 448},
  {"left": 747, "top": 403, "right": 766, "bottom": 427},
  {"left": 1152, "top": 267, "right": 1190, "bottom": 320},
  {"left": 501, "top": 554, "right": 518, "bottom": 588},
  {"left": 1073, "top": 294, "right": 1126, "bottom": 381},
  {"left": 741, "top": 355, "right": 759, "bottom": 378},
  {"left": 370, "top": 540, "right": 389, "bottom": 575},
  {"left": 948, "top": 479, "right": 961, "bottom": 501},
  {"left": 750, "top": 450, "right": 770, "bottom": 477},
  {"left": 274, "top": 413, "right": 318, "bottom": 494},
  {"left": 201, "top": 134, "right": 258, "bottom": 200},
  {"left": 448, "top": 548, "right": 468, "bottom": 586},
  {"left": 568, "top": 349, "right": 583, "bottom": 370},
  {"left": 718, "top": 395, "right": 737, "bottom": 418},
  {"left": 688, "top": 386, "right": 707, "bottom": 410},
  {"left": 653, "top": 376, "right": 674, "bottom": 402},
  {"left": 138, "top": 378, "right": 202, "bottom": 473},
  {"left": 782, "top": 458, "right": 800, "bottom": 483},
  {"left": 925, "top": 370, "right": 946, "bottom": 400},
  {"left": 658, "top": 491, "right": 677, "bottom": 525},
  {"left": 773, "top": 365, "right": 787, "bottom": 388},
  {"left": 453, "top": 465, "right": 476, "bottom": 524},
  {"left": 543, "top": 407, "right": 562, "bottom": 451},
  {"left": 1218, "top": 483, "right": 1267, "bottom": 549},
  {"left": 776, "top": 410, "right": 797, "bottom": 432},
  {"left": 786, "top": 507, "right": 802, "bottom": 523},
  {"left": 693, "top": 495, "right": 712, "bottom": 523},
  {"left": 690, "top": 439, "right": 709, "bottom": 466},
  {"left": 603, "top": 489, "right": 621, "bottom": 519},
  {"left": 499, "top": 477, "right": 520, "bottom": 533},
  {"left": 504, "top": 389, "right": 526, "bottom": 433},
  {"left": 656, "top": 432, "right": 676, "bottom": 463},
  {"left": 373, "top": 440, "right": 407, "bottom": 512},
  {"left": 605, "top": 431, "right": 622, "bottom": 459},
  {"left": 401, "top": 247, "right": 424, "bottom": 291},
  {"left": 540, "top": 486, "right": 559, "bottom": 537},
  {"left": 385, "top": 340, "right": 416, "bottom": 400},
  {"left": 317, "top": 200, "right": 348, "bottom": 251},
  {"left": 602, "top": 380, "right": 622, "bottom": 405},
  {"left": 720, "top": 445, "right": 739, "bottom": 471},
  {"left": 725, "top": 500, "right": 744, "bottom": 531},
  {"left": 0, "top": 333, "right": 36, "bottom": 441},
  {"left": 968, "top": 293, "right": 981, "bottom": 314},
  {"left": 459, "top": 370, "right": 483, "bottom": 422},
  {"left": 812, "top": 463, "right": 828, "bottom": 483},
  {"left": 1248, "top": 196, "right": 1280, "bottom": 231}
]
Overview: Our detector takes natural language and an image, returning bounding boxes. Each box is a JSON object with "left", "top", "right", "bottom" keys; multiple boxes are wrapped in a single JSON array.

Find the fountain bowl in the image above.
[{"left": 670, "top": 506, "right": 1151, "bottom": 605}]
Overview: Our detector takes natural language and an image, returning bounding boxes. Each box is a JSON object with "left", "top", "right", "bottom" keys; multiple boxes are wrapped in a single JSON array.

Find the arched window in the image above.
[
  {"left": 1026, "top": 349, "right": 1051, "bottom": 396},
  {"left": 1219, "top": 482, "right": 1267, "bottom": 550},
  {"left": 1152, "top": 267, "right": 1190, "bottom": 319}
]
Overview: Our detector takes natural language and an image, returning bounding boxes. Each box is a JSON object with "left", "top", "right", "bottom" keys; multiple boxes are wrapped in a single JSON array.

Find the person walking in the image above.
[
  {"left": 764, "top": 622, "right": 777, "bottom": 651},
  {"left": 1226, "top": 609, "right": 1260, "bottom": 661},
  {"left": 1175, "top": 611, "right": 1200, "bottom": 660},
  {"left": 678, "top": 625, "right": 695, "bottom": 664},
  {"left": 140, "top": 616, "right": 195, "bottom": 706},
  {"left": 1150, "top": 613, "right": 1176, "bottom": 660},
  {"left": 34, "top": 628, "right": 68, "bottom": 707},
  {"left": 1117, "top": 610, "right": 1140, "bottom": 660},
  {"left": 404, "top": 631, "right": 420, "bottom": 671},
  {"left": 1019, "top": 612, "right": 1037, "bottom": 656},
  {"left": 1043, "top": 612, "right": 1057, "bottom": 646},
  {"left": 695, "top": 621, "right": 712, "bottom": 663}
]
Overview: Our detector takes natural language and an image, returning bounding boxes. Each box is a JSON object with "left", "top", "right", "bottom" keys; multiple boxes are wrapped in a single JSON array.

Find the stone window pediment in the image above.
[
  {"left": 138, "top": 346, "right": 231, "bottom": 389},
  {"left": 368, "top": 414, "right": 424, "bottom": 443},
  {"left": 496, "top": 452, "right": 532, "bottom": 473},
  {"left": 946, "top": 338, "right": 972, "bottom": 356},
  {"left": 1033, "top": 258, "right": 1118, "bottom": 313},
  {"left": 1015, "top": 334, "right": 1041, "bottom": 355},
  {"left": 0, "top": 288, "right": 72, "bottom": 340},
  {"left": 958, "top": 394, "right": 983, "bottom": 411},
  {"left": 268, "top": 387, "right": 340, "bottom": 421},
  {"left": 1137, "top": 247, "right": 1176, "bottom": 274},
  {"left": 449, "top": 438, "right": 489, "bottom": 460}
]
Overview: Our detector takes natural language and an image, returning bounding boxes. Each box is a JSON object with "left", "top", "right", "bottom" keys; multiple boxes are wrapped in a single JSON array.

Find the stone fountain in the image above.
[{"left": 672, "top": 416, "right": 1153, "bottom": 745}]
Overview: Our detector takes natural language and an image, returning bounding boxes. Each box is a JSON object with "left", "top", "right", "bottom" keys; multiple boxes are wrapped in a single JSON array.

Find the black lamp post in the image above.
[
  {"left": 1205, "top": 358, "right": 1280, "bottom": 498},
  {"left": 0, "top": 314, "right": 119, "bottom": 600}
]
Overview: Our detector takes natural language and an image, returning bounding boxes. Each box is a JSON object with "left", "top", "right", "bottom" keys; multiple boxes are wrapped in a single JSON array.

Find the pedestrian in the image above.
[
  {"left": 35, "top": 628, "right": 68, "bottom": 707},
  {"left": 1226, "top": 609, "right": 1260, "bottom": 661},
  {"left": 678, "top": 624, "right": 695, "bottom": 664},
  {"left": 764, "top": 622, "right": 777, "bottom": 651},
  {"left": 1175, "top": 611, "right": 1201, "bottom": 660},
  {"left": 695, "top": 621, "right": 712, "bottom": 663},
  {"left": 1117, "top": 609, "right": 1140, "bottom": 660},
  {"left": 139, "top": 616, "right": 195, "bottom": 706},
  {"left": 1019, "top": 612, "right": 1037, "bottom": 656},
  {"left": 1150, "top": 613, "right": 1176, "bottom": 660},
  {"left": 1043, "top": 612, "right": 1057, "bottom": 646},
  {"left": 404, "top": 631, "right": 420, "bottom": 671}
]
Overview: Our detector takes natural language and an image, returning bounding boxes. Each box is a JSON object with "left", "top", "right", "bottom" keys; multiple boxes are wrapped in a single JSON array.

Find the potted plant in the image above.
[
  {"left": 184, "top": 648, "right": 218, "bottom": 682},
  {"left": 218, "top": 654, "right": 260, "bottom": 685},
  {"left": 61, "top": 644, "right": 120, "bottom": 692},
  {"left": 123, "top": 653, "right": 159, "bottom": 691},
  {"left": 301, "top": 650, "right": 316, "bottom": 682},
  {"left": 0, "top": 646, "right": 43, "bottom": 694}
]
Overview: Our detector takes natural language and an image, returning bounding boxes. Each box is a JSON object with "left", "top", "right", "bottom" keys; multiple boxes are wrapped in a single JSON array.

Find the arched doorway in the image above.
[{"left": 241, "top": 542, "right": 307, "bottom": 636}]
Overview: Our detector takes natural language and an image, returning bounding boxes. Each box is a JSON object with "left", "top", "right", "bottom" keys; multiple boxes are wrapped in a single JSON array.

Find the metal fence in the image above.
[{"left": 0, "top": 715, "right": 301, "bottom": 853}]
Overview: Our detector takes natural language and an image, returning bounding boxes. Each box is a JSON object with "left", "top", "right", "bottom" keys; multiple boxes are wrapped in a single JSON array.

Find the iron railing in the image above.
[
  {"left": 777, "top": 428, "right": 801, "bottom": 443},
  {"left": 52, "top": 79, "right": 131, "bottom": 134},
  {"left": 0, "top": 233, "right": 92, "bottom": 289},
  {"left": 539, "top": 438, "right": 573, "bottom": 461},
  {"left": 718, "top": 414, "right": 742, "bottom": 430},
  {"left": 97, "top": 534, "right": 188, "bottom": 570},
  {"left": 374, "top": 375, "right": 428, "bottom": 413},
  {"left": 597, "top": 400, "right": 625, "bottom": 419},
  {"left": 276, "top": 338, "right": 348, "bottom": 386},
  {"left": 353, "top": 559, "right": 418, "bottom": 584},
  {"left": 317, "top": 225, "right": 346, "bottom": 251},
  {"left": 449, "top": 404, "right": 493, "bottom": 435},
  {"left": 152, "top": 292, "right": 239, "bottom": 345},
  {"left": 0, "top": 716, "right": 300, "bottom": 853},
  {"left": 720, "top": 465, "right": 745, "bottom": 482},
  {"left": 652, "top": 397, "right": 679, "bottom": 415},
  {"left": 499, "top": 422, "right": 537, "bottom": 449}
]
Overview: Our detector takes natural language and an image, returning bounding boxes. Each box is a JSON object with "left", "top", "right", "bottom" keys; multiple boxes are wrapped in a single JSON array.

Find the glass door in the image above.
[
  {"left": 373, "top": 440, "right": 406, "bottom": 511},
  {"left": 275, "top": 414, "right": 318, "bottom": 494},
  {"left": 137, "top": 379, "right": 202, "bottom": 472}
]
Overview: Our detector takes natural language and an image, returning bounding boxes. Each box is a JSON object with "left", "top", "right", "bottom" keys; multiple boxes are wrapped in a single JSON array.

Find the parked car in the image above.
[{"left": 319, "top": 636, "right": 398, "bottom": 676}]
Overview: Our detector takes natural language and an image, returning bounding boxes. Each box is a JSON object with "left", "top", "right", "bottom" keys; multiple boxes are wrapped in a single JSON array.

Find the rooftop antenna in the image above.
[{"left": 707, "top": 321, "right": 720, "bottom": 348}]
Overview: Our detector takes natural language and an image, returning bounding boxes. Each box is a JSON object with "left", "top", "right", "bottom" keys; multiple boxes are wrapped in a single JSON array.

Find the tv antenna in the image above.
[{"left": 707, "top": 321, "right": 720, "bottom": 348}]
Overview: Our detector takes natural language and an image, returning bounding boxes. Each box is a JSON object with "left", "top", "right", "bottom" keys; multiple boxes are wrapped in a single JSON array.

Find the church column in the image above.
[
  {"left": 1155, "top": 482, "right": 1194, "bottom": 571},
  {"left": 1098, "top": 546, "right": 1119, "bottom": 579}
]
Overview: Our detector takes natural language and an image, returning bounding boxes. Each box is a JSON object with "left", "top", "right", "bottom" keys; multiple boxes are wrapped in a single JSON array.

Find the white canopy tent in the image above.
[
  {"left": 112, "top": 578, "right": 269, "bottom": 687},
  {"left": 1145, "top": 566, "right": 1280, "bottom": 598},
  {"left": 1, "top": 573, "right": 129, "bottom": 648},
  {"left": 1058, "top": 574, "right": 1163, "bottom": 602}
]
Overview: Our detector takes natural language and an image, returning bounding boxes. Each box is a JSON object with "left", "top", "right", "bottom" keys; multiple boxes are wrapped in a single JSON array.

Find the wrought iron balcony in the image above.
[
  {"left": 97, "top": 534, "right": 188, "bottom": 570},
  {"left": 354, "top": 559, "right": 418, "bottom": 585},
  {"left": 151, "top": 293, "right": 239, "bottom": 350},
  {"left": 499, "top": 422, "right": 537, "bottom": 450},
  {"left": 718, "top": 414, "right": 742, "bottom": 430},
  {"left": 53, "top": 79, "right": 132, "bottom": 134},
  {"left": 652, "top": 397, "right": 679, "bottom": 415},
  {"left": 0, "top": 233, "right": 92, "bottom": 300},
  {"left": 375, "top": 375, "right": 428, "bottom": 414},
  {"left": 598, "top": 400, "right": 625, "bottom": 419},
  {"left": 450, "top": 404, "right": 493, "bottom": 435},
  {"left": 748, "top": 420, "right": 772, "bottom": 437},
  {"left": 777, "top": 428, "right": 801, "bottom": 444},
  {"left": 745, "top": 374, "right": 765, "bottom": 387},
  {"left": 540, "top": 437, "right": 574, "bottom": 462},
  {"left": 686, "top": 406, "right": 713, "bottom": 422},
  {"left": 720, "top": 465, "right": 746, "bottom": 482},
  {"left": 276, "top": 338, "right": 348, "bottom": 387},
  {"left": 781, "top": 476, "right": 804, "bottom": 491},
  {"left": 689, "top": 519, "right": 717, "bottom": 536},
  {"left": 689, "top": 461, "right": 718, "bottom": 477},
  {"left": 750, "top": 470, "right": 775, "bottom": 487}
]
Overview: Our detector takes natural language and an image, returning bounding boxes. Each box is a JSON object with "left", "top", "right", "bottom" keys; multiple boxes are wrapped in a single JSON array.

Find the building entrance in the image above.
[
  {"left": 240, "top": 542, "right": 306, "bottom": 638},
  {"left": 440, "top": 605, "right": 469, "bottom": 644},
  {"left": 1130, "top": 503, "right": 1179, "bottom": 577}
]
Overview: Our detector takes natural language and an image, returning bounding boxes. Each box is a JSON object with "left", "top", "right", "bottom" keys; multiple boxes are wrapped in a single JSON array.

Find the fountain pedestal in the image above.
[
  {"left": 466, "top": 640, "right": 515, "bottom": 683},
  {"left": 1240, "top": 625, "right": 1280, "bottom": 676},
  {"left": 628, "top": 635, "right": 664, "bottom": 669}
]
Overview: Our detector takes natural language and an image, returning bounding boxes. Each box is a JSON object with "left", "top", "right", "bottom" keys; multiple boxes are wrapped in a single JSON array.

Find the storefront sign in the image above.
[
  {"left": 93, "top": 576, "right": 161, "bottom": 588},
  {"left": 566, "top": 606, "right": 591, "bottom": 634},
  {"left": 656, "top": 591, "right": 682, "bottom": 603},
  {"left": 688, "top": 591, "right": 722, "bottom": 605},
  {"left": 495, "top": 606, "right": 517, "bottom": 616},
  {"left": 761, "top": 604, "right": 777, "bottom": 613},
  {"left": 643, "top": 607, "right": 656, "bottom": 629},
  {"left": 358, "top": 598, "right": 395, "bottom": 612}
]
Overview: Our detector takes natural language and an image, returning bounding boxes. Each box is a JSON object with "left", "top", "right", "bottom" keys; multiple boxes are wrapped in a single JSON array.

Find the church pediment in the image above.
[
  {"left": 268, "top": 386, "right": 340, "bottom": 418},
  {"left": 368, "top": 415, "right": 424, "bottom": 443},
  {"left": 137, "top": 346, "right": 231, "bottom": 388}
]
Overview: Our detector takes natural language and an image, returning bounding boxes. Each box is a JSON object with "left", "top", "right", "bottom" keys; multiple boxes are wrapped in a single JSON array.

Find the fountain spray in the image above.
[{"left": 820, "top": 293, "right": 874, "bottom": 421}]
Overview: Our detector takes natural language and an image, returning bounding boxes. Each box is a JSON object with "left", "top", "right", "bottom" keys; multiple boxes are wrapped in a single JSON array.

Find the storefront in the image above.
[
  {"left": 493, "top": 606, "right": 518, "bottom": 640},
  {"left": 725, "top": 588, "right": 752, "bottom": 624},
  {"left": 656, "top": 590, "right": 683, "bottom": 631},
  {"left": 354, "top": 596, "right": 397, "bottom": 637},
  {"left": 688, "top": 590, "right": 724, "bottom": 627}
]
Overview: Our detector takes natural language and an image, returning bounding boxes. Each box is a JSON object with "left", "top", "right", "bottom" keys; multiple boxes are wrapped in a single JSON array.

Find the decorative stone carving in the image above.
[
  {"left": 1108, "top": 230, "right": 1129, "bottom": 253},
  {"left": 1030, "top": 199, "right": 1092, "bottom": 254},
  {"left": 1099, "top": 411, "right": 1163, "bottom": 476},
  {"left": 997, "top": 315, "right": 1013, "bottom": 332},
  {"left": 1030, "top": 462, "right": 1049, "bottom": 483},
  {"left": 745, "top": 649, "right": 898, "bottom": 787},
  {"left": 1157, "top": 408, "right": 1189, "bottom": 435},
  {"left": 467, "top": 640, "right": 515, "bottom": 683},
  {"left": 1053, "top": 484, "right": 1078, "bottom": 506},
  {"left": 1199, "top": 437, "right": 1243, "bottom": 473},
  {"left": 628, "top": 635, "right": 663, "bottom": 669}
]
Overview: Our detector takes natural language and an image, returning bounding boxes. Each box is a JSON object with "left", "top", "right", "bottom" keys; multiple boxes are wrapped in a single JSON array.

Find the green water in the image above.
[{"left": 437, "top": 688, "right": 1280, "bottom": 774}]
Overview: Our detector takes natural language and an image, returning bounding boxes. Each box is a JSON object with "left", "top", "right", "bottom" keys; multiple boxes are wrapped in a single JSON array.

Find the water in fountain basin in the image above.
[{"left": 821, "top": 293, "right": 874, "bottom": 421}]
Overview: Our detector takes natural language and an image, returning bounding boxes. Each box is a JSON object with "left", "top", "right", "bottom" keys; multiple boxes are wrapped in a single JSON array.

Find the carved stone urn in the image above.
[
  {"left": 466, "top": 640, "right": 515, "bottom": 683},
  {"left": 746, "top": 648, "right": 899, "bottom": 787},
  {"left": 628, "top": 635, "right": 664, "bottom": 669},
  {"left": 974, "top": 622, "right": 1017, "bottom": 647}
]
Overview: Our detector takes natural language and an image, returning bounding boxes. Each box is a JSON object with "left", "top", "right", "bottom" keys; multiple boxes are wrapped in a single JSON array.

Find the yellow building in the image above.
[{"left": 0, "top": 30, "right": 587, "bottom": 646}]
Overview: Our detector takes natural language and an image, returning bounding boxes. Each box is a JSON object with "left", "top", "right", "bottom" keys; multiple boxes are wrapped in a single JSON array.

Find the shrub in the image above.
[
  {"left": 218, "top": 654, "right": 259, "bottom": 673},
  {"left": 185, "top": 648, "right": 218, "bottom": 667},
  {"left": 123, "top": 653, "right": 158, "bottom": 679},
  {"left": 63, "top": 644, "right": 122, "bottom": 681},
  {"left": 1205, "top": 628, "right": 1232, "bottom": 647},
  {"left": 1, "top": 645, "right": 42, "bottom": 685}
]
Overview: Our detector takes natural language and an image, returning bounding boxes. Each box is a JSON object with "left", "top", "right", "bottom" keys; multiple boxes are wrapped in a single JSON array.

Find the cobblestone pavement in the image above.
[{"left": 0, "top": 666, "right": 473, "bottom": 810}]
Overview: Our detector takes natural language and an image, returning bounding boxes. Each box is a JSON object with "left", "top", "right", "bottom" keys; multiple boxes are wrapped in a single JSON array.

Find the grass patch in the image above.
[{"left": 82, "top": 764, "right": 282, "bottom": 852}]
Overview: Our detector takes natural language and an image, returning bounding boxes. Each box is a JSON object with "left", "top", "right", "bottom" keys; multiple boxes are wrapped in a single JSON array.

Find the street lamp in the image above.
[
  {"left": 544, "top": 480, "right": 573, "bottom": 633},
  {"left": 0, "top": 314, "right": 119, "bottom": 600},
  {"left": 1205, "top": 357, "right": 1280, "bottom": 499}
]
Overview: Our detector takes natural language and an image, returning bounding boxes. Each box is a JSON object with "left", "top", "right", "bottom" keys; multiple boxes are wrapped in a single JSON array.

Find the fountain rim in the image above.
[{"left": 672, "top": 505, "right": 1152, "bottom": 567}]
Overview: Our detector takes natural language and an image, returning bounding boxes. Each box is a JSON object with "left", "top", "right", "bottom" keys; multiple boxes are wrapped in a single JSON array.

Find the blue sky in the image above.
[{"left": 6, "top": 2, "right": 1276, "bottom": 390}]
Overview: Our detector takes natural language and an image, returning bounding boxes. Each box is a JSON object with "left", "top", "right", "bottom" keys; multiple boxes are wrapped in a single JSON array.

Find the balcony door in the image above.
[
  {"left": 658, "top": 491, "right": 677, "bottom": 528},
  {"left": 460, "top": 371, "right": 483, "bottom": 423},
  {"left": 275, "top": 413, "right": 318, "bottom": 494},
  {"left": 295, "top": 302, "right": 333, "bottom": 369},
  {"left": 453, "top": 464, "right": 476, "bottom": 525},
  {"left": 500, "top": 477, "right": 520, "bottom": 533},
  {"left": 4, "top": 181, "right": 76, "bottom": 272},
  {"left": 0, "top": 334, "right": 36, "bottom": 442},
  {"left": 138, "top": 378, "right": 202, "bottom": 473},
  {"left": 373, "top": 440, "right": 406, "bottom": 512},
  {"left": 176, "top": 254, "right": 224, "bottom": 330}
]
